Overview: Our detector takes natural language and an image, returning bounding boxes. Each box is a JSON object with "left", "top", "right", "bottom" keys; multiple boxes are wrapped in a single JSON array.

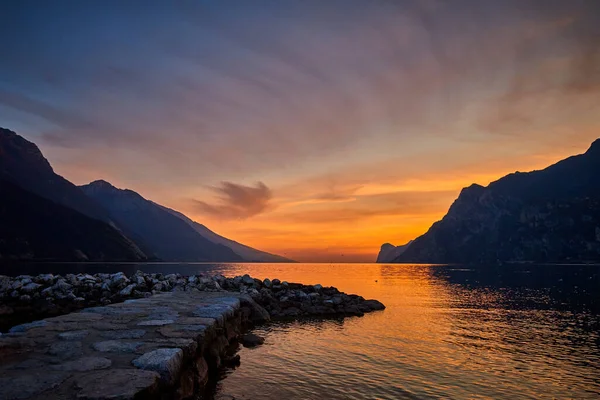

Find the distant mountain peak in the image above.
[
  {"left": 87, "top": 179, "right": 117, "bottom": 189},
  {"left": 586, "top": 138, "right": 600, "bottom": 155},
  {"left": 0, "top": 127, "right": 53, "bottom": 174}
]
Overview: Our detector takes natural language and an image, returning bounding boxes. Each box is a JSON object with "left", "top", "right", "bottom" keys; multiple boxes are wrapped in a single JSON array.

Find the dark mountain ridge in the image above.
[
  {"left": 0, "top": 179, "right": 146, "bottom": 261},
  {"left": 158, "top": 204, "right": 294, "bottom": 263},
  {"left": 80, "top": 180, "right": 243, "bottom": 262},
  {"left": 0, "top": 128, "right": 111, "bottom": 223},
  {"left": 391, "top": 139, "right": 600, "bottom": 264}
]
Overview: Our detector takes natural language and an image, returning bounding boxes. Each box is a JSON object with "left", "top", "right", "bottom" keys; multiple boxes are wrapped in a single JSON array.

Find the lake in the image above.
[{"left": 2, "top": 262, "right": 599, "bottom": 399}]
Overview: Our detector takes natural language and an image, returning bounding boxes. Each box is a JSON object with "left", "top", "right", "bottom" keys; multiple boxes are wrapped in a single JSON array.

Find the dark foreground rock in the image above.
[
  {"left": 240, "top": 333, "right": 265, "bottom": 348},
  {"left": 0, "top": 272, "right": 386, "bottom": 332}
]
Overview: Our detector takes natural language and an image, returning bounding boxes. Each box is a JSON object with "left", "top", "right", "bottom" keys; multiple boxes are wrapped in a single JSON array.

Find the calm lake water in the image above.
[{"left": 3, "top": 262, "right": 600, "bottom": 399}]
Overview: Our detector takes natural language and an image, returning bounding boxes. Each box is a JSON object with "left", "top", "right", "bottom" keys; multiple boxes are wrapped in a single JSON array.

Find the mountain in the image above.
[
  {"left": 392, "top": 139, "right": 600, "bottom": 264},
  {"left": 376, "top": 241, "right": 412, "bottom": 263},
  {"left": 158, "top": 204, "right": 294, "bottom": 263},
  {"left": 80, "top": 180, "right": 244, "bottom": 262},
  {"left": 0, "top": 127, "right": 111, "bottom": 222},
  {"left": 0, "top": 179, "right": 146, "bottom": 261},
  {"left": 0, "top": 127, "right": 146, "bottom": 261}
]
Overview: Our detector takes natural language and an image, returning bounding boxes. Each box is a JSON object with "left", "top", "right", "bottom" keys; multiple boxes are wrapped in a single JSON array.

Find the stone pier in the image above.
[{"left": 0, "top": 291, "right": 265, "bottom": 400}]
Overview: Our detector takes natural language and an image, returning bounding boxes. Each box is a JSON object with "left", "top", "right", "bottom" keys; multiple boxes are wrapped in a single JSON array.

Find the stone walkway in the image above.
[{"left": 0, "top": 292, "right": 251, "bottom": 400}]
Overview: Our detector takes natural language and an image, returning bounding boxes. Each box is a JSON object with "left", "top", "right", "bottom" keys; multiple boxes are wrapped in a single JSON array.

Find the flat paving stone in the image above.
[
  {"left": 51, "top": 357, "right": 112, "bottom": 372},
  {"left": 8, "top": 320, "right": 47, "bottom": 333},
  {"left": 75, "top": 369, "right": 160, "bottom": 400},
  {"left": 0, "top": 372, "right": 69, "bottom": 399},
  {"left": 58, "top": 330, "right": 90, "bottom": 341},
  {"left": 136, "top": 319, "right": 175, "bottom": 326},
  {"left": 132, "top": 348, "right": 183, "bottom": 384},
  {"left": 193, "top": 304, "right": 235, "bottom": 323},
  {"left": 92, "top": 340, "right": 144, "bottom": 353},
  {"left": 47, "top": 341, "right": 83, "bottom": 359},
  {"left": 100, "top": 329, "right": 146, "bottom": 339}
]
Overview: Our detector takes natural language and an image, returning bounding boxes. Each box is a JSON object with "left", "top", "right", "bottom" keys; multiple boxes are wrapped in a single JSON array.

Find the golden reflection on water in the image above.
[{"left": 203, "top": 263, "right": 600, "bottom": 400}]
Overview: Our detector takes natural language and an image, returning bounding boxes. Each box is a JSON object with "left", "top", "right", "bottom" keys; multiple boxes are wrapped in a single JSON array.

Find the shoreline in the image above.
[
  {"left": 0, "top": 271, "right": 385, "bottom": 333},
  {"left": 0, "top": 272, "right": 385, "bottom": 399}
]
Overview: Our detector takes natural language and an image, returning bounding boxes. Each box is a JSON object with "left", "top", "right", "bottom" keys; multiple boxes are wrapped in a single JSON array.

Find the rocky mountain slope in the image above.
[
  {"left": 391, "top": 139, "right": 600, "bottom": 264},
  {"left": 159, "top": 205, "right": 293, "bottom": 263},
  {"left": 376, "top": 241, "right": 413, "bottom": 263},
  {"left": 0, "top": 128, "right": 111, "bottom": 222},
  {"left": 0, "top": 179, "right": 146, "bottom": 261},
  {"left": 80, "top": 180, "right": 243, "bottom": 262}
]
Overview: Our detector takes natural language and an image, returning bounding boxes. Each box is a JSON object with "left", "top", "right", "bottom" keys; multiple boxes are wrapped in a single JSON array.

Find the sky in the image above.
[{"left": 1, "top": 0, "right": 599, "bottom": 262}]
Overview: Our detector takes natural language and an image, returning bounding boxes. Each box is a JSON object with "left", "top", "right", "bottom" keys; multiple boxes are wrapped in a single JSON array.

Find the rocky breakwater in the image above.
[
  {"left": 0, "top": 291, "right": 266, "bottom": 399},
  {"left": 0, "top": 272, "right": 385, "bottom": 332},
  {"left": 0, "top": 272, "right": 385, "bottom": 399}
]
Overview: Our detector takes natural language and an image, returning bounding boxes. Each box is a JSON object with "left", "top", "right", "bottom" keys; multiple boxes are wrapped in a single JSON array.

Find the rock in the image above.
[
  {"left": 58, "top": 330, "right": 90, "bottom": 341},
  {"left": 241, "top": 274, "right": 254, "bottom": 286},
  {"left": 223, "top": 354, "right": 241, "bottom": 367},
  {"left": 51, "top": 357, "right": 111, "bottom": 372},
  {"left": 9, "top": 320, "right": 47, "bottom": 333},
  {"left": 119, "top": 284, "right": 137, "bottom": 296},
  {"left": 75, "top": 369, "right": 160, "bottom": 400},
  {"left": 38, "top": 274, "right": 55, "bottom": 283},
  {"left": 53, "top": 279, "right": 72, "bottom": 292},
  {"left": 241, "top": 333, "right": 265, "bottom": 347},
  {"left": 21, "top": 282, "right": 42, "bottom": 293},
  {"left": 239, "top": 295, "right": 271, "bottom": 323},
  {"left": 47, "top": 341, "right": 83, "bottom": 359},
  {"left": 281, "top": 281, "right": 289, "bottom": 288},
  {"left": 313, "top": 284, "right": 323, "bottom": 291},
  {"left": 0, "top": 305, "right": 14, "bottom": 315},
  {"left": 92, "top": 340, "right": 143, "bottom": 353},
  {"left": 262, "top": 278, "right": 272, "bottom": 288},
  {"left": 363, "top": 299, "right": 386, "bottom": 311},
  {"left": 272, "top": 279, "right": 281, "bottom": 285},
  {"left": 18, "top": 295, "right": 31, "bottom": 302},
  {"left": 0, "top": 372, "right": 69, "bottom": 400},
  {"left": 137, "top": 319, "right": 175, "bottom": 326},
  {"left": 132, "top": 348, "right": 183, "bottom": 385},
  {"left": 100, "top": 329, "right": 146, "bottom": 339}
]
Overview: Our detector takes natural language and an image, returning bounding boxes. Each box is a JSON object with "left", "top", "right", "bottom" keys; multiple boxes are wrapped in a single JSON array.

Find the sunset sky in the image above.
[{"left": 1, "top": 1, "right": 599, "bottom": 262}]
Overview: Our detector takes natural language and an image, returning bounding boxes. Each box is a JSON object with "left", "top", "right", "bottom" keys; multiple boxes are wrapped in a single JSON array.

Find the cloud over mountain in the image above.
[{"left": 192, "top": 181, "right": 273, "bottom": 219}]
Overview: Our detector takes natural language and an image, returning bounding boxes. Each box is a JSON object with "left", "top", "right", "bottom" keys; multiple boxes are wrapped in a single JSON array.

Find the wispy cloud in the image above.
[{"left": 192, "top": 181, "right": 273, "bottom": 219}]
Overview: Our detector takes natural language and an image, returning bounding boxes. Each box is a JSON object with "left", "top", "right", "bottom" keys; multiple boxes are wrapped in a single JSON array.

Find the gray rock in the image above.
[
  {"left": 9, "top": 320, "right": 47, "bottom": 333},
  {"left": 263, "top": 278, "right": 272, "bottom": 288},
  {"left": 100, "top": 329, "right": 146, "bottom": 339},
  {"left": 47, "top": 341, "right": 83, "bottom": 359},
  {"left": 51, "top": 357, "right": 111, "bottom": 372},
  {"left": 132, "top": 348, "right": 183, "bottom": 384},
  {"left": 75, "top": 369, "right": 159, "bottom": 400},
  {"left": 137, "top": 319, "right": 175, "bottom": 326},
  {"left": 38, "top": 274, "right": 55, "bottom": 283},
  {"left": 241, "top": 274, "right": 254, "bottom": 285},
  {"left": 92, "top": 340, "right": 143, "bottom": 353},
  {"left": 119, "top": 284, "right": 137, "bottom": 296},
  {"left": 313, "top": 284, "right": 323, "bottom": 291},
  {"left": 0, "top": 372, "right": 69, "bottom": 400},
  {"left": 19, "top": 295, "right": 31, "bottom": 302},
  {"left": 21, "top": 282, "right": 42, "bottom": 293},
  {"left": 58, "top": 330, "right": 90, "bottom": 341}
]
